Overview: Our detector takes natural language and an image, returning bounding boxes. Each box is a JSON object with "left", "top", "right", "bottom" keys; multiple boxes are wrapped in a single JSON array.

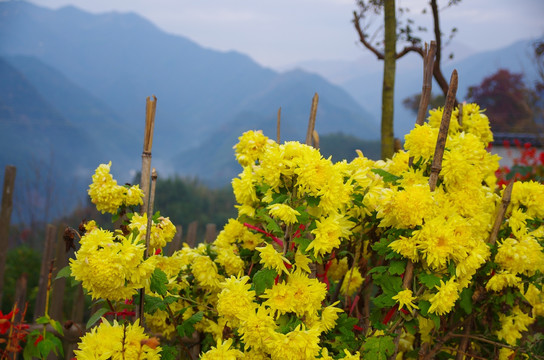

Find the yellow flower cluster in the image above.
[
  {"left": 70, "top": 227, "right": 155, "bottom": 300},
  {"left": 128, "top": 213, "right": 177, "bottom": 252},
  {"left": 88, "top": 161, "right": 144, "bottom": 214},
  {"left": 74, "top": 320, "right": 161, "bottom": 360}
]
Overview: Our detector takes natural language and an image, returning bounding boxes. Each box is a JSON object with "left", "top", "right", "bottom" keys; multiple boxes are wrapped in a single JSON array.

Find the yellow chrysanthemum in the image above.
[
  {"left": 74, "top": 320, "right": 161, "bottom": 360},
  {"left": 267, "top": 203, "right": 300, "bottom": 225},
  {"left": 496, "top": 306, "right": 535, "bottom": 346},
  {"left": 392, "top": 289, "right": 419, "bottom": 313},
  {"left": 256, "top": 243, "right": 290, "bottom": 274},
  {"left": 340, "top": 267, "right": 364, "bottom": 297},
  {"left": 485, "top": 270, "right": 522, "bottom": 292},
  {"left": 376, "top": 184, "right": 435, "bottom": 229},
  {"left": 128, "top": 213, "right": 176, "bottom": 252},
  {"left": 403, "top": 123, "right": 439, "bottom": 162},
  {"left": 238, "top": 306, "right": 277, "bottom": 352},
  {"left": 217, "top": 275, "right": 257, "bottom": 327},
  {"left": 233, "top": 130, "right": 275, "bottom": 166},
  {"left": 428, "top": 278, "right": 460, "bottom": 316},
  {"left": 268, "top": 324, "right": 321, "bottom": 360},
  {"left": 200, "top": 338, "right": 244, "bottom": 360},
  {"left": 308, "top": 213, "right": 353, "bottom": 257}
]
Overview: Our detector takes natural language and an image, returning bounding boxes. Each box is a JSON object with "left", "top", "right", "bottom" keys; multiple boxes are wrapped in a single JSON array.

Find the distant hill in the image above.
[
  {"left": 293, "top": 38, "right": 541, "bottom": 138},
  {"left": 0, "top": 56, "right": 106, "bottom": 222},
  {"left": 0, "top": 1, "right": 379, "bottom": 189}
]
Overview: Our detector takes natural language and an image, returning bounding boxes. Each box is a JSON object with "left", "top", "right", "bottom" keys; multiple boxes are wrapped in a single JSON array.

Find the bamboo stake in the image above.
[
  {"left": 312, "top": 130, "right": 320, "bottom": 149},
  {"left": 167, "top": 225, "right": 183, "bottom": 256},
  {"left": 488, "top": 181, "right": 514, "bottom": 245},
  {"left": 138, "top": 168, "right": 157, "bottom": 324},
  {"left": 403, "top": 69, "right": 458, "bottom": 292},
  {"left": 428, "top": 69, "right": 458, "bottom": 191},
  {"left": 305, "top": 93, "right": 319, "bottom": 146},
  {"left": 458, "top": 102, "right": 464, "bottom": 127},
  {"left": 141, "top": 96, "right": 157, "bottom": 214},
  {"left": 416, "top": 42, "right": 437, "bottom": 126},
  {"left": 409, "top": 42, "right": 436, "bottom": 167},
  {"left": 186, "top": 221, "right": 198, "bottom": 248},
  {"left": 277, "top": 107, "right": 281, "bottom": 144}
]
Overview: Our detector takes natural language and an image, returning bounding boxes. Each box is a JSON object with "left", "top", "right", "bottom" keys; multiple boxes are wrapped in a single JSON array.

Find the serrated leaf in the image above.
[
  {"left": 418, "top": 272, "right": 441, "bottom": 289},
  {"left": 160, "top": 345, "right": 179, "bottom": 360},
  {"left": 459, "top": 288, "right": 473, "bottom": 315},
  {"left": 253, "top": 268, "right": 277, "bottom": 295},
  {"left": 54, "top": 265, "right": 71, "bottom": 280},
  {"left": 144, "top": 295, "right": 167, "bottom": 314},
  {"left": 150, "top": 268, "right": 168, "bottom": 296},
  {"left": 177, "top": 311, "right": 203, "bottom": 337},
  {"left": 86, "top": 307, "right": 109, "bottom": 329},
  {"left": 371, "top": 168, "right": 401, "bottom": 184},
  {"left": 372, "top": 293, "right": 397, "bottom": 308},
  {"left": 388, "top": 260, "right": 406, "bottom": 275},
  {"left": 362, "top": 335, "right": 395, "bottom": 360}
]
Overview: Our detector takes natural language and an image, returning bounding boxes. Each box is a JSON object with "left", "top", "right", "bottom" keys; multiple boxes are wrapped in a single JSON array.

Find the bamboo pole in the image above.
[
  {"left": 141, "top": 96, "right": 157, "bottom": 214},
  {"left": 0, "top": 165, "right": 16, "bottom": 305},
  {"left": 416, "top": 42, "right": 437, "bottom": 126},
  {"left": 488, "top": 181, "right": 514, "bottom": 245},
  {"left": 138, "top": 168, "right": 158, "bottom": 324},
  {"left": 312, "top": 130, "right": 320, "bottom": 149},
  {"left": 403, "top": 69, "right": 458, "bottom": 292},
  {"left": 305, "top": 93, "right": 319, "bottom": 146},
  {"left": 409, "top": 42, "right": 437, "bottom": 167},
  {"left": 428, "top": 69, "right": 458, "bottom": 191}
]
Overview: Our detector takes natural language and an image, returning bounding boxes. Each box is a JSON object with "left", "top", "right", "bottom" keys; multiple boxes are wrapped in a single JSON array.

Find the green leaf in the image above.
[
  {"left": 388, "top": 260, "right": 406, "bottom": 275},
  {"left": 111, "top": 212, "right": 120, "bottom": 223},
  {"left": 371, "top": 169, "right": 401, "bottom": 184},
  {"left": 152, "top": 211, "right": 161, "bottom": 222},
  {"left": 177, "top": 312, "right": 204, "bottom": 337},
  {"left": 86, "top": 307, "right": 109, "bottom": 329},
  {"left": 372, "top": 293, "right": 397, "bottom": 308},
  {"left": 418, "top": 272, "right": 442, "bottom": 289},
  {"left": 362, "top": 335, "right": 395, "bottom": 360},
  {"left": 253, "top": 268, "right": 277, "bottom": 296},
  {"left": 418, "top": 300, "right": 431, "bottom": 316},
  {"left": 150, "top": 268, "right": 168, "bottom": 296},
  {"left": 367, "top": 266, "right": 388, "bottom": 275},
  {"left": 160, "top": 345, "right": 179, "bottom": 360},
  {"left": 270, "top": 193, "right": 289, "bottom": 205},
  {"left": 144, "top": 294, "right": 167, "bottom": 314},
  {"left": 459, "top": 288, "right": 473, "bottom": 315},
  {"left": 306, "top": 195, "right": 321, "bottom": 207},
  {"left": 36, "top": 316, "right": 50, "bottom": 325},
  {"left": 49, "top": 319, "right": 64, "bottom": 336},
  {"left": 54, "top": 265, "right": 71, "bottom": 280}
]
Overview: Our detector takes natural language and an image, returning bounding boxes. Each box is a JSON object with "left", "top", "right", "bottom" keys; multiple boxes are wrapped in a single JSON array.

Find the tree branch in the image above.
[{"left": 353, "top": 11, "right": 384, "bottom": 60}]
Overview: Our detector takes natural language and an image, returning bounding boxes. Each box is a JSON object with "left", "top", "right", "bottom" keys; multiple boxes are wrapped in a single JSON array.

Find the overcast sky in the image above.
[{"left": 26, "top": 0, "right": 544, "bottom": 69}]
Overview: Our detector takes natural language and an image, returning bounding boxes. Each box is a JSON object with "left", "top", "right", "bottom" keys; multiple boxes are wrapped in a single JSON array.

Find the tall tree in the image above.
[
  {"left": 381, "top": 0, "right": 396, "bottom": 159},
  {"left": 353, "top": 0, "right": 459, "bottom": 157}
]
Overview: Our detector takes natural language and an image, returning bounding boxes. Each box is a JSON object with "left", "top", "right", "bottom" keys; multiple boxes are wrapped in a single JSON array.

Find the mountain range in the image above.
[{"left": 0, "top": 0, "right": 540, "bottom": 221}]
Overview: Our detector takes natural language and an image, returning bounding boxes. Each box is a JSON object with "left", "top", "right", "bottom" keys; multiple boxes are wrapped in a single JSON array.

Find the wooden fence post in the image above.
[
  {"left": 204, "top": 224, "right": 216, "bottom": 243},
  {"left": 167, "top": 225, "right": 183, "bottom": 256},
  {"left": 186, "top": 221, "right": 198, "bottom": 247},
  {"left": 0, "top": 165, "right": 16, "bottom": 306},
  {"left": 34, "top": 224, "right": 56, "bottom": 320}
]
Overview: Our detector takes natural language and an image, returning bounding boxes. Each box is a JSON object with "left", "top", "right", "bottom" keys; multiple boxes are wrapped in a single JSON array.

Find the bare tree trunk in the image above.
[{"left": 381, "top": 0, "right": 396, "bottom": 160}]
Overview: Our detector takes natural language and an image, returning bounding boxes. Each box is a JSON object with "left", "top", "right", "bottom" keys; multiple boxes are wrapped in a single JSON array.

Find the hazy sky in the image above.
[{"left": 26, "top": 0, "right": 544, "bottom": 69}]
